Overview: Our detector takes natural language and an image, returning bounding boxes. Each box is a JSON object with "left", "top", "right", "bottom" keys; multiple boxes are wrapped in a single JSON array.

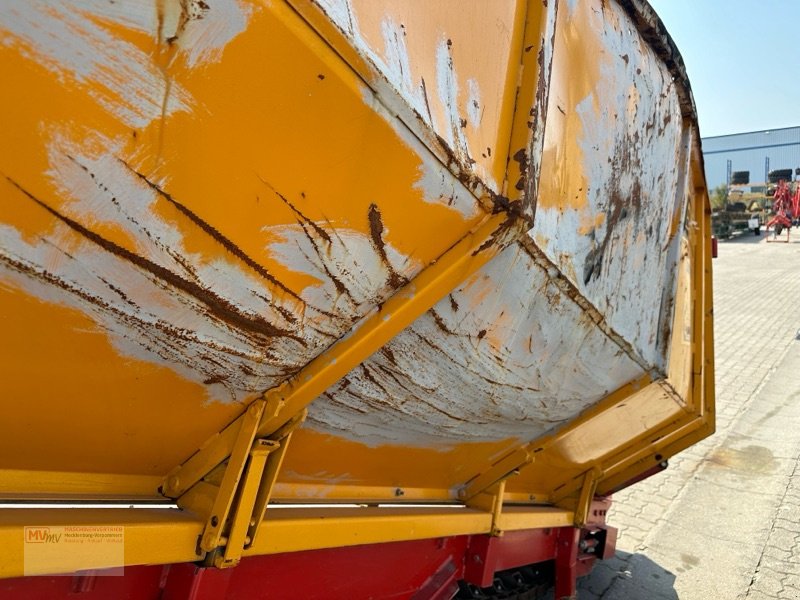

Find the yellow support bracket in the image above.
[
  {"left": 163, "top": 397, "right": 285, "bottom": 499},
  {"left": 465, "top": 480, "right": 507, "bottom": 537},
  {"left": 200, "top": 399, "right": 266, "bottom": 552},
  {"left": 459, "top": 447, "right": 533, "bottom": 502},
  {"left": 551, "top": 468, "right": 602, "bottom": 528},
  {"left": 574, "top": 468, "right": 602, "bottom": 528},
  {"left": 245, "top": 409, "right": 307, "bottom": 550},
  {"left": 217, "top": 438, "right": 280, "bottom": 567},
  {"left": 185, "top": 408, "right": 307, "bottom": 567}
]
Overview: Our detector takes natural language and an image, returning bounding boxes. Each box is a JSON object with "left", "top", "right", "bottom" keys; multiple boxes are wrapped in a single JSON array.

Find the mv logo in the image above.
[{"left": 24, "top": 527, "right": 61, "bottom": 543}]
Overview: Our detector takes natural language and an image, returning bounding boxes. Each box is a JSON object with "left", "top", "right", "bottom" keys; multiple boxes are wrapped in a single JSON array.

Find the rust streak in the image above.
[
  {"left": 258, "top": 178, "right": 357, "bottom": 300},
  {"left": 430, "top": 309, "right": 456, "bottom": 335},
  {"left": 123, "top": 162, "right": 330, "bottom": 320},
  {"left": 380, "top": 346, "right": 397, "bottom": 365},
  {"left": 0, "top": 249, "right": 293, "bottom": 396},
  {"left": 262, "top": 178, "right": 332, "bottom": 244},
  {"left": 156, "top": 0, "right": 166, "bottom": 45},
  {"left": 471, "top": 201, "right": 523, "bottom": 257},
  {"left": 420, "top": 77, "right": 434, "bottom": 125},
  {"left": 416, "top": 331, "right": 534, "bottom": 392},
  {"left": 512, "top": 148, "right": 529, "bottom": 192},
  {"left": 5, "top": 176, "right": 299, "bottom": 342},
  {"left": 358, "top": 364, "right": 393, "bottom": 398},
  {"left": 374, "top": 362, "right": 437, "bottom": 395},
  {"left": 449, "top": 294, "right": 459, "bottom": 312},
  {"left": 367, "top": 203, "right": 407, "bottom": 289}
]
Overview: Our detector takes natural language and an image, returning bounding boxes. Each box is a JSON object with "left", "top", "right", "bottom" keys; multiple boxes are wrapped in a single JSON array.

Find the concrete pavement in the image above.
[{"left": 578, "top": 231, "right": 800, "bottom": 599}]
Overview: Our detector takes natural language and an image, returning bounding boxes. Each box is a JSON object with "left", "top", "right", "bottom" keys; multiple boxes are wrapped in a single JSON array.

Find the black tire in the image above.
[
  {"left": 754, "top": 227, "right": 760, "bottom": 235},
  {"left": 776, "top": 223, "right": 784, "bottom": 236}
]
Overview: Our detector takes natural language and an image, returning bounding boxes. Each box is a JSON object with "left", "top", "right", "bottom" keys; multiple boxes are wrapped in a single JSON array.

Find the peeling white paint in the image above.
[
  {"left": 38, "top": 0, "right": 252, "bottom": 68},
  {"left": 174, "top": 0, "right": 253, "bottom": 67},
  {"left": 264, "top": 223, "right": 420, "bottom": 328},
  {"left": 531, "top": 0, "right": 685, "bottom": 371},
  {"left": 0, "top": 2, "right": 189, "bottom": 128},
  {"left": 273, "top": 470, "right": 352, "bottom": 499},
  {"left": 361, "top": 86, "right": 480, "bottom": 220},
  {"left": 411, "top": 161, "right": 476, "bottom": 219},
  {"left": 314, "top": 0, "right": 355, "bottom": 36},
  {"left": 0, "top": 131, "right": 422, "bottom": 404},
  {"left": 466, "top": 78, "right": 481, "bottom": 128},
  {"left": 0, "top": 0, "right": 697, "bottom": 462},
  {"left": 313, "top": 1, "right": 501, "bottom": 193},
  {"left": 336, "top": 4, "right": 432, "bottom": 130},
  {"left": 0, "top": 0, "right": 251, "bottom": 128},
  {"left": 0, "top": 222, "right": 295, "bottom": 405},
  {"left": 379, "top": 18, "right": 416, "bottom": 107},
  {"left": 307, "top": 243, "right": 645, "bottom": 447},
  {"left": 435, "top": 39, "right": 470, "bottom": 161}
]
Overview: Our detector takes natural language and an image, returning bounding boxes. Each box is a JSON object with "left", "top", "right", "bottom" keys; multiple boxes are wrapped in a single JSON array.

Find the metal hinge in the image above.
[{"left": 176, "top": 398, "right": 306, "bottom": 568}]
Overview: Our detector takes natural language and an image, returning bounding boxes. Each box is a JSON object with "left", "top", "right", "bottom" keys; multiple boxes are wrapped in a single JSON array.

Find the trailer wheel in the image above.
[
  {"left": 754, "top": 227, "right": 760, "bottom": 236},
  {"left": 776, "top": 224, "right": 784, "bottom": 236}
]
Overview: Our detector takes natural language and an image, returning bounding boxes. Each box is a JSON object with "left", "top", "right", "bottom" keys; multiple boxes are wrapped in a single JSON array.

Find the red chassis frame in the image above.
[{"left": 0, "top": 501, "right": 616, "bottom": 600}]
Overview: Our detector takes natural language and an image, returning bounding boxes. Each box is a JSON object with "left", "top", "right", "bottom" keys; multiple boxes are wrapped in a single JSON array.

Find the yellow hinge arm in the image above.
[
  {"left": 199, "top": 400, "right": 266, "bottom": 552},
  {"left": 245, "top": 409, "right": 306, "bottom": 550},
  {"left": 218, "top": 438, "right": 280, "bottom": 567},
  {"left": 185, "top": 408, "right": 307, "bottom": 567},
  {"left": 164, "top": 398, "right": 285, "bottom": 499}
]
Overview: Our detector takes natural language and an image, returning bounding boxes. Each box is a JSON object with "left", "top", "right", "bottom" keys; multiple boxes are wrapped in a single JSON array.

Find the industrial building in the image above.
[{"left": 702, "top": 126, "right": 800, "bottom": 190}]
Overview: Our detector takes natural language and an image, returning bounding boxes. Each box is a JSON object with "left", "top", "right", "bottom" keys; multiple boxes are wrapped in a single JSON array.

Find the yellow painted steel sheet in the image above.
[
  {"left": 0, "top": 0, "right": 489, "bottom": 479},
  {"left": 0, "top": 0, "right": 712, "bottom": 534}
]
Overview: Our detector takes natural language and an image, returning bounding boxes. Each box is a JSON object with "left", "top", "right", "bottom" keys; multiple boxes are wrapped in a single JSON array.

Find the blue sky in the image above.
[{"left": 649, "top": 0, "right": 800, "bottom": 138}]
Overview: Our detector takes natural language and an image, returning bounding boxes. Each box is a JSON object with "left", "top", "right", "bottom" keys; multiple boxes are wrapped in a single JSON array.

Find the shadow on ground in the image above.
[
  {"left": 576, "top": 551, "right": 678, "bottom": 599},
  {"left": 717, "top": 230, "right": 764, "bottom": 244},
  {"left": 718, "top": 227, "right": 800, "bottom": 245}
]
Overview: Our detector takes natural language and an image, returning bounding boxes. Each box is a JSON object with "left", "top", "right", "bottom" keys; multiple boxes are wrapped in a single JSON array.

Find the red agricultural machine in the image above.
[{"left": 765, "top": 180, "right": 800, "bottom": 242}]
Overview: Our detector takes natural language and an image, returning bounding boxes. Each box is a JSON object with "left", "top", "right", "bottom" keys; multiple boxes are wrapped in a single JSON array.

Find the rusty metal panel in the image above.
[
  {"left": 311, "top": 0, "right": 527, "bottom": 194},
  {"left": 270, "top": 0, "right": 710, "bottom": 503},
  {"left": 532, "top": 0, "right": 688, "bottom": 372},
  {"left": 304, "top": 242, "right": 645, "bottom": 447},
  {"left": 0, "top": 0, "right": 485, "bottom": 476},
  {"left": 270, "top": 240, "right": 646, "bottom": 498}
]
